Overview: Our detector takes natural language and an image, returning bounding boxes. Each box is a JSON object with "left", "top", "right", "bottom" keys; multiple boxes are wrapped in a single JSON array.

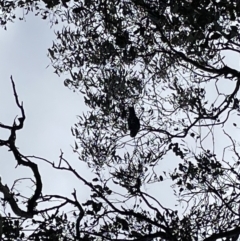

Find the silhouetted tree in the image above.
[{"left": 1, "top": 1, "right": 240, "bottom": 241}]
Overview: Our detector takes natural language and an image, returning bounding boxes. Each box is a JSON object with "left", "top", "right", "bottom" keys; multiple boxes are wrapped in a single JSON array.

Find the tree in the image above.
[
  {"left": 1, "top": 0, "right": 240, "bottom": 241},
  {"left": 46, "top": 0, "right": 240, "bottom": 240}
]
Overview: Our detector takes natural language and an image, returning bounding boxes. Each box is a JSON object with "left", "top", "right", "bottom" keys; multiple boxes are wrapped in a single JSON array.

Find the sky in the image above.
[
  {"left": 0, "top": 8, "right": 178, "bottom": 214},
  {"left": 0, "top": 11, "right": 94, "bottom": 213},
  {"left": 0, "top": 4, "right": 240, "bottom": 240}
]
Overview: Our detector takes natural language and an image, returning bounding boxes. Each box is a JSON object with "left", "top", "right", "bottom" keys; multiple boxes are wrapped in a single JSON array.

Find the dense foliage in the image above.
[{"left": 1, "top": 0, "right": 240, "bottom": 240}]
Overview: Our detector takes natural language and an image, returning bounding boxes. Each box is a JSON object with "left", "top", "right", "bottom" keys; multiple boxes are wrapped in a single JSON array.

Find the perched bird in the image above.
[{"left": 128, "top": 106, "right": 140, "bottom": 137}]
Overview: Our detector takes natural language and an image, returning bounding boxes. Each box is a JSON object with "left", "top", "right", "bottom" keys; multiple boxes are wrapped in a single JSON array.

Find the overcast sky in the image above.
[
  {"left": 0, "top": 11, "right": 94, "bottom": 211},
  {"left": 0, "top": 6, "right": 240, "bottom": 239},
  {"left": 0, "top": 9, "right": 178, "bottom": 213}
]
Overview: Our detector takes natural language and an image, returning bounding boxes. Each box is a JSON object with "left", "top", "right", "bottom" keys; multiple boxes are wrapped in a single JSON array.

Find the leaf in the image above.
[
  {"left": 210, "top": 32, "right": 221, "bottom": 40},
  {"left": 190, "top": 133, "right": 195, "bottom": 137},
  {"left": 48, "top": 48, "right": 55, "bottom": 60}
]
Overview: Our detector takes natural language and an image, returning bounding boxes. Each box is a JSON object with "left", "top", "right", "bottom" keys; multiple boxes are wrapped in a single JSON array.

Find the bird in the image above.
[{"left": 128, "top": 106, "right": 140, "bottom": 137}]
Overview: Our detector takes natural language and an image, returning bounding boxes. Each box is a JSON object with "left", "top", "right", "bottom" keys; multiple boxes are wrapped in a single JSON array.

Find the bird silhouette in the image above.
[{"left": 128, "top": 106, "right": 140, "bottom": 137}]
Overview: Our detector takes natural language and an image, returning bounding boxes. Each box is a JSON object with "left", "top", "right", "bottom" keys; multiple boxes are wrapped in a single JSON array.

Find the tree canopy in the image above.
[{"left": 1, "top": 0, "right": 240, "bottom": 241}]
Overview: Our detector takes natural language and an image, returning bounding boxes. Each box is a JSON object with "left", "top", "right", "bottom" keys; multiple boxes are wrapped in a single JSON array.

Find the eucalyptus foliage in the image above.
[{"left": 1, "top": 0, "right": 240, "bottom": 241}]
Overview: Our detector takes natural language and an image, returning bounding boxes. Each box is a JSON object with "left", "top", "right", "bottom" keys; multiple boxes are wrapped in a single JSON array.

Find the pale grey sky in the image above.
[
  {"left": 0, "top": 12, "right": 93, "bottom": 211},
  {"left": 0, "top": 10, "right": 179, "bottom": 218}
]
